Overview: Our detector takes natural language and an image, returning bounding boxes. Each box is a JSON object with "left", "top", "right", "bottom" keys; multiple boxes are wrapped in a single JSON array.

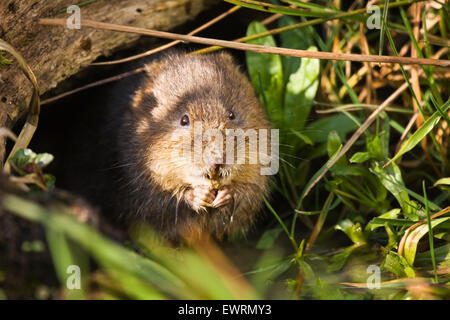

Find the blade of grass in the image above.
[
  {"left": 292, "top": 145, "right": 342, "bottom": 235},
  {"left": 396, "top": 0, "right": 445, "bottom": 115},
  {"left": 225, "top": 0, "right": 348, "bottom": 18},
  {"left": 305, "top": 192, "right": 334, "bottom": 251},
  {"left": 384, "top": 23, "right": 424, "bottom": 119},
  {"left": 385, "top": 99, "right": 450, "bottom": 166},
  {"left": 281, "top": 0, "right": 336, "bottom": 13},
  {"left": 262, "top": 194, "right": 298, "bottom": 251},
  {"left": 379, "top": 0, "right": 390, "bottom": 56},
  {"left": 398, "top": 206, "right": 450, "bottom": 257},
  {"left": 423, "top": 181, "right": 438, "bottom": 283}
]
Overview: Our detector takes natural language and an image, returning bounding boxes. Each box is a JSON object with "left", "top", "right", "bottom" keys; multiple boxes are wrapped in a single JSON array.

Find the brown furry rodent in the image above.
[{"left": 53, "top": 51, "right": 273, "bottom": 243}]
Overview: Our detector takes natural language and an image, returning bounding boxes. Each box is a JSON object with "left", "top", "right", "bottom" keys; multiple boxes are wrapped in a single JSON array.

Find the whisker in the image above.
[{"left": 279, "top": 153, "right": 308, "bottom": 161}]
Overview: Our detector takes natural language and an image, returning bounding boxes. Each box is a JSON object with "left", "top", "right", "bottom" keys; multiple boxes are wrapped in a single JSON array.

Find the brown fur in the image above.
[{"left": 89, "top": 52, "right": 271, "bottom": 243}]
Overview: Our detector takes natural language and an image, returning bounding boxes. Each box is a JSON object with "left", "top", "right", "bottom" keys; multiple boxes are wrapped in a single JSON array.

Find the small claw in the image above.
[
  {"left": 212, "top": 186, "right": 234, "bottom": 208},
  {"left": 198, "top": 200, "right": 212, "bottom": 208}
]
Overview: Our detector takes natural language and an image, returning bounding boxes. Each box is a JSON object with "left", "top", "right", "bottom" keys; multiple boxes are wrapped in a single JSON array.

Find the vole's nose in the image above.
[
  {"left": 207, "top": 155, "right": 224, "bottom": 167},
  {"left": 204, "top": 148, "right": 225, "bottom": 166},
  {"left": 203, "top": 143, "right": 225, "bottom": 180}
]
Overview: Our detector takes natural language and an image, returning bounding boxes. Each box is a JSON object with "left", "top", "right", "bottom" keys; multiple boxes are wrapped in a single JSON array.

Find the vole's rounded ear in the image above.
[
  {"left": 217, "top": 51, "right": 235, "bottom": 64},
  {"left": 139, "top": 92, "right": 158, "bottom": 114},
  {"left": 132, "top": 85, "right": 158, "bottom": 114}
]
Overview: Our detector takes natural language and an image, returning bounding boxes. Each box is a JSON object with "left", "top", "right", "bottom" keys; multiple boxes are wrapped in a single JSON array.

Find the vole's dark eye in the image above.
[
  {"left": 180, "top": 114, "right": 190, "bottom": 126},
  {"left": 228, "top": 110, "right": 235, "bottom": 120}
]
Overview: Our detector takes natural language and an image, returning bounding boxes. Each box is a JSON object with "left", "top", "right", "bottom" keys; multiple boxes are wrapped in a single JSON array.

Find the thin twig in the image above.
[
  {"left": 41, "top": 67, "right": 145, "bottom": 105},
  {"left": 39, "top": 19, "right": 450, "bottom": 67},
  {"left": 398, "top": 110, "right": 420, "bottom": 147}
]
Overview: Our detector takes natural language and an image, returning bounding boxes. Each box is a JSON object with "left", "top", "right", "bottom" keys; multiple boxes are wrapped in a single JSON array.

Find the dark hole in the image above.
[
  {"left": 1, "top": 97, "right": 7, "bottom": 103},
  {"left": 8, "top": 2, "right": 16, "bottom": 13},
  {"left": 136, "top": 8, "right": 142, "bottom": 13}
]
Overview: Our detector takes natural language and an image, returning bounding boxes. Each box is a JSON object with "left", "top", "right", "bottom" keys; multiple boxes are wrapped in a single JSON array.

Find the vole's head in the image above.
[{"left": 130, "top": 52, "right": 272, "bottom": 194}]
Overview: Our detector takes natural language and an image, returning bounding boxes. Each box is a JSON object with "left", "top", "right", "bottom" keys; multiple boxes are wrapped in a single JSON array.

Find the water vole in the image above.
[{"left": 58, "top": 51, "right": 275, "bottom": 243}]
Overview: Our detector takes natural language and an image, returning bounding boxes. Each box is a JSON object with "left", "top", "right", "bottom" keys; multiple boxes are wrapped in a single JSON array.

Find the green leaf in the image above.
[
  {"left": 382, "top": 251, "right": 415, "bottom": 278},
  {"left": 327, "top": 131, "right": 342, "bottom": 158},
  {"left": 434, "top": 177, "right": 450, "bottom": 187},
  {"left": 44, "top": 174, "right": 56, "bottom": 189},
  {"left": 366, "top": 208, "right": 402, "bottom": 232},
  {"left": 245, "top": 21, "right": 284, "bottom": 127},
  {"left": 371, "top": 162, "right": 417, "bottom": 220},
  {"left": 326, "top": 131, "right": 350, "bottom": 175},
  {"left": 305, "top": 114, "right": 359, "bottom": 143},
  {"left": 366, "top": 135, "right": 384, "bottom": 161},
  {"left": 335, "top": 219, "right": 367, "bottom": 245},
  {"left": 35, "top": 153, "right": 54, "bottom": 168},
  {"left": 284, "top": 46, "right": 319, "bottom": 131},
  {"left": 403, "top": 217, "right": 450, "bottom": 266},
  {"left": 298, "top": 259, "right": 315, "bottom": 281},
  {"left": 390, "top": 99, "right": 450, "bottom": 163},
  {"left": 327, "top": 244, "right": 363, "bottom": 272},
  {"left": 415, "top": 243, "right": 450, "bottom": 264},
  {"left": 0, "top": 52, "right": 13, "bottom": 70},
  {"left": 350, "top": 152, "right": 371, "bottom": 164},
  {"left": 279, "top": 16, "right": 313, "bottom": 85},
  {"left": 327, "top": 130, "right": 349, "bottom": 168},
  {"left": 9, "top": 148, "right": 36, "bottom": 169}
]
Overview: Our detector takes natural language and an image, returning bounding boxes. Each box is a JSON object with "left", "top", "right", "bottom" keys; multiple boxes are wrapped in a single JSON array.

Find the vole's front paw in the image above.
[
  {"left": 212, "top": 186, "right": 234, "bottom": 208},
  {"left": 185, "top": 185, "right": 216, "bottom": 212}
]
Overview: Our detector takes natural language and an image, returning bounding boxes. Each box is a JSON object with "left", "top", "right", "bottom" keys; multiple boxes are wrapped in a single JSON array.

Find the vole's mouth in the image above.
[
  {"left": 202, "top": 164, "right": 231, "bottom": 181},
  {"left": 204, "top": 171, "right": 224, "bottom": 180},
  {"left": 205, "top": 172, "right": 217, "bottom": 180}
]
